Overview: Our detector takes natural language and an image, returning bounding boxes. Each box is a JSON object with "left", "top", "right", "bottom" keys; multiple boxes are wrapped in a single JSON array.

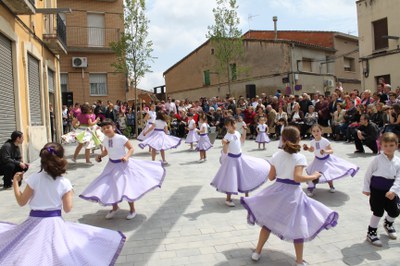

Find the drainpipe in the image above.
[{"left": 273, "top": 16, "right": 278, "bottom": 41}]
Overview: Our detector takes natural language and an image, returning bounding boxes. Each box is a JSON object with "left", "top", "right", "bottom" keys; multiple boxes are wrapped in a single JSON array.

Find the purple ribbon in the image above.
[
  {"left": 200, "top": 133, "right": 207, "bottom": 136},
  {"left": 315, "top": 155, "right": 330, "bottom": 160},
  {"left": 154, "top": 129, "right": 164, "bottom": 131},
  {"left": 30, "top": 210, "right": 61, "bottom": 217},
  {"left": 228, "top": 153, "right": 241, "bottom": 158},
  {"left": 276, "top": 178, "right": 300, "bottom": 185},
  {"left": 109, "top": 159, "right": 122, "bottom": 163}
]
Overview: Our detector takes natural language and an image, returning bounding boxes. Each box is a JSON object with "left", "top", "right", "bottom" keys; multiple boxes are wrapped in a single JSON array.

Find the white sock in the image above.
[
  {"left": 369, "top": 215, "right": 381, "bottom": 228},
  {"left": 386, "top": 216, "right": 396, "bottom": 223}
]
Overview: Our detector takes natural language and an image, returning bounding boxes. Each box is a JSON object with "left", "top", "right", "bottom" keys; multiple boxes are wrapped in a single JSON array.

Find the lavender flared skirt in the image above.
[
  {"left": 185, "top": 129, "right": 200, "bottom": 143},
  {"left": 306, "top": 155, "right": 359, "bottom": 185},
  {"left": 79, "top": 158, "right": 166, "bottom": 205},
  {"left": 241, "top": 179, "right": 338, "bottom": 242},
  {"left": 137, "top": 123, "right": 154, "bottom": 141},
  {"left": 195, "top": 134, "right": 213, "bottom": 151},
  {"left": 0, "top": 210, "right": 125, "bottom": 265},
  {"left": 210, "top": 153, "right": 270, "bottom": 194},
  {"left": 138, "top": 130, "right": 182, "bottom": 151},
  {"left": 255, "top": 132, "right": 270, "bottom": 143}
]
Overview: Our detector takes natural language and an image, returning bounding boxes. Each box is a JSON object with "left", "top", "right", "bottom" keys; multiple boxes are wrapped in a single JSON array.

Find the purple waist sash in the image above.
[
  {"left": 370, "top": 175, "right": 394, "bottom": 191},
  {"left": 154, "top": 129, "right": 164, "bottom": 131},
  {"left": 109, "top": 159, "right": 122, "bottom": 163},
  {"left": 200, "top": 133, "right": 207, "bottom": 136},
  {"left": 30, "top": 210, "right": 61, "bottom": 218},
  {"left": 315, "top": 154, "right": 330, "bottom": 160},
  {"left": 228, "top": 153, "right": 241, "bottom": 158},
  {"left": 148, "top": 122, "right": 153, "bottom": 125},
  {"left": 276, "top": 178, "right": 300, "bottom": 185}
]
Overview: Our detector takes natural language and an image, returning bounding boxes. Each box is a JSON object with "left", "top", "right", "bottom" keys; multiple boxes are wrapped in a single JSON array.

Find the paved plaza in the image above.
[{"left": 1, "top": 137, "right": 400, "bottom": 266}]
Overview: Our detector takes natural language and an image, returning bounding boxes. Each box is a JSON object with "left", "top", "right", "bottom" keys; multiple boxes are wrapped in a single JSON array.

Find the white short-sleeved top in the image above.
[
  {"left": 257, "top": 124, "right": 268, "bottom": 132},
  {"left": 269, "top": 150, "right": 307, "bottom": 180},
  {"left": 200, "top": 123, "right": 208, "bottom": 134},
  {"left": 155, "top": 119, "right": 167, "bottom": 130},
  {"left": 188, "top": 119, "right": 196, "bottom": 130},
  {"left": 148, "top": 111, "right": 156, "bottom": 123},
  {"left": 25, "top": 171, "right": 72, "bottom": 211},
  {"left": 310, "top": 137, "right": 330, "bottom": 158},
  {"left": 103, "top": 134, "right": 129, "bottom": 160},
  {"left": 224, "top": 131, "right": 242, "bottom": 154}
]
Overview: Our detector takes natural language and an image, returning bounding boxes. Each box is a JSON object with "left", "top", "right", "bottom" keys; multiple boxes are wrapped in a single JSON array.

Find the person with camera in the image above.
[{"left": 0, "top": 131, "right": 29, "bottom": 189}]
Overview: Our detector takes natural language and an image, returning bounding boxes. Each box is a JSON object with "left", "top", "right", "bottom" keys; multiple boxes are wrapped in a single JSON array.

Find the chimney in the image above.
[{"left": 273, "top": 16, "right": 278, "bottom": 41}]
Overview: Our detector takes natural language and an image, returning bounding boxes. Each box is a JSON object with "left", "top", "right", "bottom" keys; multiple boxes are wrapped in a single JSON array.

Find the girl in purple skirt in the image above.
[
  {"left": 303, "top": 124, "right": 359, "bottom": 197},
  {"left": 139, "top": 111, "right": 182, "bottom": 164},
  {"left": 80, "top": 119, "right": 166, "bottom": 220},
  {"left": 255, "top": 117, "right": 270, "bottom": 150},
  {"left": 0, "top": 142, "right": 125, "bottom": 265},
  {"left": 195, "top": 114, "right": 213, "bottom": 163},
  {"left": 185, "top": 113, "right": 200, "bottom": 150},
  {"left": 211, "top": 117, "right": 270, "bottom": 207},
  {"left": 241, "top": 126, "right": 338, "bottom": 265}
]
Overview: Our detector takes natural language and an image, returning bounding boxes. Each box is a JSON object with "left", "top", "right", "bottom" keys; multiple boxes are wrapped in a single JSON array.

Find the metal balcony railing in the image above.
[
  {"left": 43, "top": 13, "right": 67, "bottom": 53},
  {"left": 66, "top": 26, "right": 121, "bottom": 48},
  {"left": 56, "top": 14, "right": 67, "bottom": 47}
]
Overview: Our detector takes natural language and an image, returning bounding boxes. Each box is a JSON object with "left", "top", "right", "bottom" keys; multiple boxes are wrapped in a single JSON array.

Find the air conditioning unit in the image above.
[
  {"left": 324, "top": 80, "right": 334, "bottom": 87},
  {"left": 72, "top": 57, "right": 87, "bottom": 68}
]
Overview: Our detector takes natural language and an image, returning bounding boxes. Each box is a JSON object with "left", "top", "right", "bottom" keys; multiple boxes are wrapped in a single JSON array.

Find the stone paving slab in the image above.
[{"left": 1, "top": 138, "right": 400, "bottom": 265}]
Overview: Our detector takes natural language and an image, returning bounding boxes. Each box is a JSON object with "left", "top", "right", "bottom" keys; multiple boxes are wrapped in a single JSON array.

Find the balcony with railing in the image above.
[
  {"left": 66, "top": 26, "right": 121, "bottom": 52},
  {"left": 2, "top": 0, "right": 36, "bottom": 14},
  {"left": 43, "top": 14, "right": 67, "bottom": 54}
]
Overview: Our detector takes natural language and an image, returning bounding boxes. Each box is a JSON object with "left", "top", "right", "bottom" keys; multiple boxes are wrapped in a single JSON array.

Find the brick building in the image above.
[
  {"left": 58, "top": 0, "right": 128, "bottom": 106},
  {"left": 164, "top": 30, "right": 360, "bottom": 100}
]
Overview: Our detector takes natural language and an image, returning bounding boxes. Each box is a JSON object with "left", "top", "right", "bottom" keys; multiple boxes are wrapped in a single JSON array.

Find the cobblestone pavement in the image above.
[{"left": 1, "top": 137, "right": 400, "bottom": 266}]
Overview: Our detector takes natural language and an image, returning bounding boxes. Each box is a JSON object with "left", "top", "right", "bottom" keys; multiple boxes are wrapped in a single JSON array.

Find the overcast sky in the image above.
[{"left": 140, "top": 0, "right": 358, "bottom": 91}]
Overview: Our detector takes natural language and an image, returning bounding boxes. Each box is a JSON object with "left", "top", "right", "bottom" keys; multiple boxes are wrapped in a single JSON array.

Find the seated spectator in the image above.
[
  {"left": 243, "top": 106, "right": 257, "bottom": 139},
  {"left": 341, "top": 100, "right": 357, "bottom": 141},
  {"left": 315, "top": 95, "right": 330, "bottom": 126},
  {"left": 288, "top": 102, "right": 304, "bottom": 135},
  {"left": 332, "top": 102, "right": 346, "bottom": 141},
  {"left": 303, "top": 105, "right": 318, "bottom": 137},
  {"left": 382, "top": 104, "right": 400, "bottom": 136},
  {"left": 386, "top": 92, "right": 399, "bottom": 106},
  {"left": 275, "top": 105, "right": 288, "bottom": 139},
  {"left": 367, "top": 104, "right": 384, "bottom": 130},
  {"left": 361, "top": 90, "right": 374, "bottom": 106},
  {"left": 266, "top": 105, "right": 276, "bottom": 132},
  {"left": 353, "top": 114, "right": 379, "bottom": 154}
]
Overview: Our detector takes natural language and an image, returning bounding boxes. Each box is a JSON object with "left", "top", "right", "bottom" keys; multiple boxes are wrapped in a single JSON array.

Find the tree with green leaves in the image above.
[
  {"left": 111, "top": 0, "right": 154, "bottom": 137},
  {"left": 206, "top": 0, "right": 244, "bottom": 95}
]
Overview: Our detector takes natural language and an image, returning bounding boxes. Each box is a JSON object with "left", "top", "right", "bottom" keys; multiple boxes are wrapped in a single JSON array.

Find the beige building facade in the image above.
[
  {"left": 164, "top": 31, "right": 360, "bottom": 100},
  {"left": 357, "top": 0, "right": 400, "bottom": 91},
  {"left": 0, "top": 0, "right": 66, "bottom": 162},
  {"left": 58, "top": 0, "right": 127, "bottom": 106}
]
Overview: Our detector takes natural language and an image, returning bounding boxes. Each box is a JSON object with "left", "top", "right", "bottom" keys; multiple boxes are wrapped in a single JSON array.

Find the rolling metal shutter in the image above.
[
  {"left": 0, "top": 33, "right": 16, "bottom": 144},
  {"left": 28, "top": 54, "right": 43, "bottom": 125}
]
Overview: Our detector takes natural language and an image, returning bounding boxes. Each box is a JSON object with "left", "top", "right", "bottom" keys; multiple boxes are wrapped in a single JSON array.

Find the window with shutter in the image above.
[
  {"left": 373, "top": 18, "right": 388, "bottom": 51},
  {"left": 204, "top": 70, "right": 210, "bottom": 86},
  {"left": 60, "top": 73, "right": 68, "bottom": 92},
  {"left": 0, "top": 33, "right": 17, "bottom": 143},
  {"left": 28, "top": 54, "right": 43, "bottom": 126},
  {"left": 90, "top": 73, "right": 107, "bottom": 95}
]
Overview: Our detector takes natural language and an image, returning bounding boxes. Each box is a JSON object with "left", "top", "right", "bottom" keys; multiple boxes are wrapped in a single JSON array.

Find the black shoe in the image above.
[
  {"left": 384, "top": 219, "right": 397, "bottom": 239},
  {"left": 354, "top": 150, "right": 365, "bottom": 154},
  {"left": 367, "top": 226, "right": 382, "bottom": 247}
]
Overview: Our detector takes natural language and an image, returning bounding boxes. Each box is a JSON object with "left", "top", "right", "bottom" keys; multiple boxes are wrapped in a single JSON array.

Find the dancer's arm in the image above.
[
  {"left": 293, "top": 166, "right": 320, "bottom": 183},
  {"left": 13, "top": 172, "right": 33, "bottom": 206},
  {"left": 122, "top": 140, "right": 134, "bottom": 162}
]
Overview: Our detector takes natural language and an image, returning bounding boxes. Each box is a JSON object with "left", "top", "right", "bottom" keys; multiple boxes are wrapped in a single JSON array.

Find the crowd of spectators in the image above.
[{"left": 63, "top": 79, "right": 400, "bottom": 154}]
